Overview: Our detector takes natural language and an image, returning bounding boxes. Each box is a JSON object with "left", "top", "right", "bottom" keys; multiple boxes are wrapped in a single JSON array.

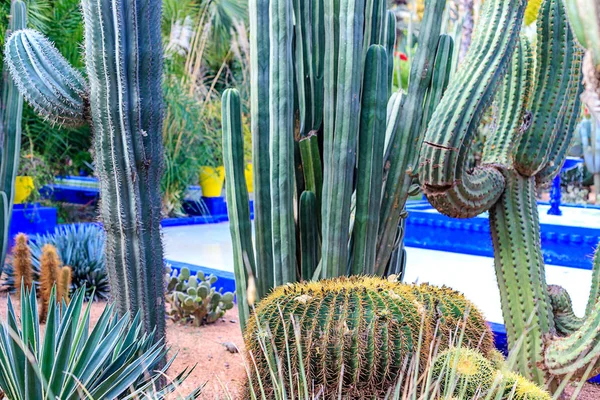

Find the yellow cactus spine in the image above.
[{"left": 59, "top": 266, "right": 72, "bottom": 304}]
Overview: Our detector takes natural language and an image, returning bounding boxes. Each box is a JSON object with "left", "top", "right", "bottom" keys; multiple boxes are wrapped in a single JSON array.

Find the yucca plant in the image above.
[
  {"left": 5, "top": 224, "right": 109, "bottom": 301},
  {"left": 0, "top": 286, "right": 200, "bottom": 400}
]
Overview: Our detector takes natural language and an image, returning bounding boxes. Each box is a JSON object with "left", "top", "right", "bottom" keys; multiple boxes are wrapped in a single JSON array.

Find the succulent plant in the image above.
[
  {"left": 5, "top": 224, "right": 109, "bottom": 301},
  {"left": 244, "top": 276, "right": 492, "bottom": 398},
  {"left": 165, "top": 267, "right": 234, "bottom": 327},
  {"left": 39, "top": 244, "right": 60, "bottom": 324},
  {"left": 432, "top": 347, "right": 497, "bottom": 398},
  {"left": 431, "top": 347, "right": 552, "bottom": 400},
  {"left": 4, "top": 0, "right": 166, "bottom": 343},
  {"left": 410, "top": 284, "right": 495, "bottom": 358},
  {"left": 225, "top": 0, "right": 453, "bottom": 330},
  {"left": 0, "top": 0, "right": 26, "bottom": 275},
  {"left": 11, "top": 233, "right": 31, "bottom": 298},
  {"left": 417, "top": 0, "right": 600, "bottom": 387}
]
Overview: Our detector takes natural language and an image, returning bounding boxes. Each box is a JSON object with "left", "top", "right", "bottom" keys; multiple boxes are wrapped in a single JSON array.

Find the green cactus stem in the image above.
[
  {"left": 375, "top": 0, "right": 451, "bottom": 272},
  {"left": 299, "top": 191, "right": 319, "bottom": 281},
  {"left": 351, "top": 45, "right": 388, "bottom": 276},
  {"left": 419, "top": 0, "right": 527, "bottom": 219},
  {"left": 222, "top": 89, "right": 256, "bottom": 329},
  {"left": 5, "top": 0, "right": 168, "bottom": 344},
  {"left": 0, "top": 0, "right": 26, "bottom": 275}
]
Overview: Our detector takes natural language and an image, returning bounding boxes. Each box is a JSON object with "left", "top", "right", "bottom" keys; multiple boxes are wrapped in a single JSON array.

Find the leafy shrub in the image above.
[
  {"left": 0, "top": 287, "right": 198, "bottom": 399},
  {"left": 166, "top": 266, "right": 234, "bottom": 326},
  {"left": 6, "top": 224, "right": 108, "bottom": 301}
]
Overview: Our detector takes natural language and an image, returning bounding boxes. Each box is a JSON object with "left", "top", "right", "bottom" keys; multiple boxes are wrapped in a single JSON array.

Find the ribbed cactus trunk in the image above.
[
  {"left": 82, "top": 0, "right": 166, "bottom": 339},
  {"left": 0, "top": 0, "right": 25, "bottom": 274}
]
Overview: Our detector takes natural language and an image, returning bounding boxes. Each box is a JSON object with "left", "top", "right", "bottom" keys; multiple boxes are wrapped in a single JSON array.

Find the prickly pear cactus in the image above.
[
  {"left": 244, "top": 276, "right": 492, "bottom": 398},
  {"left": 165, "top": 267, "right": 234, "bottom": 326}
]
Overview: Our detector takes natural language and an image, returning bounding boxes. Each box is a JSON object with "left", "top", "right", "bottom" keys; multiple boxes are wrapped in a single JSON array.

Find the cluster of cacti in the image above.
[
  {"left": 432, "top": 347, "right": 551, "bottom": 400},
  {"left": 165, "top": 267, "right": 234, "bottom": 326},
  {"left": 12, "top": 238, "right": 72, "bottom": 323},
  {"left": 225, "top": 0, "right": 454, "bottom": 329},
  {"left": 418, "top": 0, "right": 600, "bottom": 387},
  {"left": 243, "top": 276, "right": 493, "bottom": 398},
  {"left": 4, "top": 0, "right": 166, "bottom": 342},
  {"left": 0, "top": 0, "right": 25, "bottom": 275}
]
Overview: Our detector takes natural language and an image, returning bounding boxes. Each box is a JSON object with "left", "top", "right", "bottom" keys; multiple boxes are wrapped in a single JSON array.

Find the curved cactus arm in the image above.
[
  {"left": 269, "top": 0, "right": 297, "bottom": 284},
  {"left": 489, "top": 171, "right": 554, "bottom": 385},
  {"left": 418, "top": 0, "right": 526, "bottom": 219},
  {"left": 375, "top": 0, "right": 447, "bottom": 273},
  {"left": 82, "top": 0, "right": 166, "bottom": 341},
  {"left": 535, "top": 66, "right": 584, "bottom": 188},
  {"left": 545, "top": 244, "right": 600, "bottom": 378},
  {"left": 548, "top": 285, "right": 584, "bottom": 336},
  {"left": 482, "top": 36, "right": 534, "bottom": 167},
  {"left": 351, "top": 45, "right": 388, "bottom": 276},
  {"left": 320, "top": 0, "right": 366, "bottom": 278},
  {"left": 0, "top": 0, "right": 26, "bottom": 275},
  {"left": 4, "top": 29, "right": 88, "bottom": 127},
  {"left": 514, "top": 0, "right": 581, "bottom": 177},
  {"left": 299, "top": 191, "right": 319, "bottom": 281},
  {"left": 249, "top": 0, "right": 273, "bottom": 298},
  {"left": 223, "top": 89, "right": 256, "bottom": 330}
]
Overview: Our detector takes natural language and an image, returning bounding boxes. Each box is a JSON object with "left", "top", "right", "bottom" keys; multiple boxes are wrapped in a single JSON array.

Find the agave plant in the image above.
[
  {"left": 0, "top": 286, "right": 200, "bottom": 400},
  {"left": 5, "top": 224, "right": 109, "bottom": 301}
]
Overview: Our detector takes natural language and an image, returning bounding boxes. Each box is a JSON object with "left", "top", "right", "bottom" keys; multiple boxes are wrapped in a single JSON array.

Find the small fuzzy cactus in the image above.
[
  {"left": 165, "top": 267, "right": 234, "bottom": 326},
  {"left": 244, "top": 276, "right": 492, "bottom": 398},
  {"left": 39, "top": 244, "right": 61, "bottom": 323},
  {"left": 59, "top": 266, "right": 72, "bottom": 304},
  {"left": 12, "top": 233, "right": 32, "bottom": 298},
  {"left": 432, "top": 347, "right": 497, "bottom": 398}
]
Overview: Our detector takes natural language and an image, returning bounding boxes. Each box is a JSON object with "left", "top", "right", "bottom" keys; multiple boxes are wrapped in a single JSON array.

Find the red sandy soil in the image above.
[{"left": 1, "top": 293, "right": 600, "bottom": 399}]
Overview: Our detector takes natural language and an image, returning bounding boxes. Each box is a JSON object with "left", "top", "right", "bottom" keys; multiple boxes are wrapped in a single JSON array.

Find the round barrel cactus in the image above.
[
  {"left": 244, "top": 276, "right": 492, "bottom": 397},
  {"left": 432, "top": 347, "right": 497, "bottom": 398},
  {"left": 411, "top": 284, "right": 495, "bottom": 357}
]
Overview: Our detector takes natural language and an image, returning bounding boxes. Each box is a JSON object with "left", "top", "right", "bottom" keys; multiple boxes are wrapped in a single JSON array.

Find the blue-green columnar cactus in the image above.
[
  {"left": 579, "top": 117, "right": 600, "bottom": 203},
  {"left": 225, "top": 0, "right": 453, "bottom": 330},
  {"left": 0, "top": 0, "right": 26, "bottom": 275},
  {"left": 4, "top": 0, "right": 166, "bottom": 343}
]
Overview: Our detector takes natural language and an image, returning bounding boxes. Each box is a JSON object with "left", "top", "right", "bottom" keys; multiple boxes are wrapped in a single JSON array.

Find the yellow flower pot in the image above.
[
  {"left": 245, "top": 164, "right": 254, "bottom": 193},
  {"left": 14, "top": 176, "right": 34, "bottom": 204},
  {"left": 199, "top": 166, "right": 225, "bottom": 197}
]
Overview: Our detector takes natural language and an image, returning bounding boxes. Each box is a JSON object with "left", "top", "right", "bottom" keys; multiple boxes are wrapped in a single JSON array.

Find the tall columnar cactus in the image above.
[
  {"left": 226, "top": 0, "right": 454, "bottom": 330},
  {"left": 419, "top": 0, "right": 598, "bottom": 385},
  {"left": 4, "top": 0, "right": 166, "bottom": 342},
  {"left": 0, "top": 0, "right": 26, "bottom": 274}
]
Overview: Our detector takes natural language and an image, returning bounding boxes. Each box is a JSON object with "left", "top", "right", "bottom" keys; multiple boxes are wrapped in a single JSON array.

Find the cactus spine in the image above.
[
  {"left": 59, "top": 266, "right": 72, "bottom": 304},
  {"left": 4, "top": 0, "right": 166, "bottom": 342},
  {"left": 0, "top": 0, "right": 26, "bottom": 275},
  {"left": 419, "top": 0, "right": 600, "bottom": 386},
  {"left": 226, "top": 0, "right": 453, "bottom": 330}
]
